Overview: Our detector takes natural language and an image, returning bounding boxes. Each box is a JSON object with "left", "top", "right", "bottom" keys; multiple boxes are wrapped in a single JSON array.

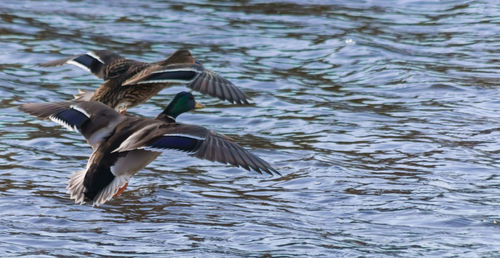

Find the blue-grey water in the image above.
[{"left": 1, "top": 0, "right": 500, "bottom": 256}]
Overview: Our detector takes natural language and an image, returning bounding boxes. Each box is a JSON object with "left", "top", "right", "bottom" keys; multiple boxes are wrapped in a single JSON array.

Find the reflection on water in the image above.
[{"left": 1, "top": 0, "right": 500, "bottom": 256}]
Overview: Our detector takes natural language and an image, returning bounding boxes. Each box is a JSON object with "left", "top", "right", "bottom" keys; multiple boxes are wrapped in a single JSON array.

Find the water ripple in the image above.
[{"left": 1, "top": 0, "right": 500, "bottom": 256}]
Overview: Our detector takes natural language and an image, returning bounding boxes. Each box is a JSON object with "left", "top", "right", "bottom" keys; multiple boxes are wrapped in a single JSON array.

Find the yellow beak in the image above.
[{"left": 194, "top": 101, "right": 204, "bottom": 109}]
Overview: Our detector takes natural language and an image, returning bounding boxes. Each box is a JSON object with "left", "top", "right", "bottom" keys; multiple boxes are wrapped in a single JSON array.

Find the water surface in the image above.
[{"left": 1, "top": 0, "right": 500, "bottom": 256}]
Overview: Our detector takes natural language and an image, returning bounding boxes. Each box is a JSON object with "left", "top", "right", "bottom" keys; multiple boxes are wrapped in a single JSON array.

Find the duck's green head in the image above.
[{"left": 161, "top": 91, "right": 203, "bottom": 119}]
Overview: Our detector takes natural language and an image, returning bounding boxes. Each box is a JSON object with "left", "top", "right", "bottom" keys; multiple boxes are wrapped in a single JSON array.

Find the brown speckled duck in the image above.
[
  {"left": 20, "top": 92, "right": 277, "bottom": 206},
  {"left": 39, "top": 49, "right": 249, "bottom": 113}
]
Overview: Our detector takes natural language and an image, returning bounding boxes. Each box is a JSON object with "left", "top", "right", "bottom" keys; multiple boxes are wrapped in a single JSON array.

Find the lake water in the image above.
[{"left": 1, "top": 0, "right": 500, "bottom": 256}]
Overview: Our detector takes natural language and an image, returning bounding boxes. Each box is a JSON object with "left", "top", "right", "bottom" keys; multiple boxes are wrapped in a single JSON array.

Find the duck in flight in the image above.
[
  {"left": 39, "top": 49, "right": 249, "bottom": 113},
  {"left": 20, "top": 92, "right": 277, "bottom": 206}
]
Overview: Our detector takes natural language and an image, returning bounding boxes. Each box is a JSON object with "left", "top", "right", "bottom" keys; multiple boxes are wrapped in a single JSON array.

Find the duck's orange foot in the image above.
[
  {"left": 119, "top": 109, "right": 127, "bottom": 115},
  {"left": 114, "top": 182, "right": 128, "bottom": 197}
]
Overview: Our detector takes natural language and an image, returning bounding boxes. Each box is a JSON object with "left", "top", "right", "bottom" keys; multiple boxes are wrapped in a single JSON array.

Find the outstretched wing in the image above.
[
  {"left": 122, "top": 63, "right": 250, "bottom": 104},
  {"left": 187, "top": 67, "right": 249, "bottom": 104},
  {"left": 19, "top": 101, "right": 123, "bottom": 149},
  {"left": 113, "top": 123, "right": 279, "bottom": 175},
  {"left": 20, "top": 102, "right": 87, "bottom": 131},
  {"left": 38, "top": 50, "right": 124, "bottom": 79}
]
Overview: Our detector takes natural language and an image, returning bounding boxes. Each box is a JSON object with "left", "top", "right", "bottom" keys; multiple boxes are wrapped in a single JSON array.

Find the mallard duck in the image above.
[
  {"left": 39, "top": 49, "right": 249, "bottom": 112},
  {"left": 20, "top": 92, "right": 278, "bottom": 206}
]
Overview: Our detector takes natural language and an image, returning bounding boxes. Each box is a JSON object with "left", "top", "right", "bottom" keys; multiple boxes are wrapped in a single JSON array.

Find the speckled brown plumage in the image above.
[{"left": 39, "top": 49, "right": 250, "bottom": 111}]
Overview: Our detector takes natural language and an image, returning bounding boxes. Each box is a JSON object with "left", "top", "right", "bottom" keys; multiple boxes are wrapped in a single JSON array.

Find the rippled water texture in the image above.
[{"left": 1, "top": 0, "right": 500, "bottom": 256}]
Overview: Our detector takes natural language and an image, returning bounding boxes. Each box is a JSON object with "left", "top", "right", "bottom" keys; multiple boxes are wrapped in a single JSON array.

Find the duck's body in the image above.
[
  {"left": 20, "top": 92, "right": 277, "bottom": 206},
  {"left": 71, "top": 116, "right": 162, "bottom": 204},
  {"left": 39, "top": 49, "right": 249, "bottom": 112}
]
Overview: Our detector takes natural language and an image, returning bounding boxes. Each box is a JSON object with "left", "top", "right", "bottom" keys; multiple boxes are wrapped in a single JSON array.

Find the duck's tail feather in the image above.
[
  {"left": 66, "top": 169, "right": 87, "bottom": 205},
  {"left": 66, "top": 169, "right": 130, "bottom": 207}
]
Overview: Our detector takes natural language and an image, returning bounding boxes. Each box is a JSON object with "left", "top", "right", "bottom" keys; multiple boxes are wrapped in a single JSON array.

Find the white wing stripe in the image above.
[
  {"left": 70, "top": 105, "right": 91, "bottom": 118},
  {"left": 67, "top": 60, "right": 91, "bottom": 72},
  {"left": 162, "top": 133, "right": 205, "bottom": 141},
  {"left": 86, "top": 51, "right": 104, "bottom": 64},
  {"left": 112, "top": 124, "right": 158, "bottom": 153},
  {"left": 139, "top": 146, "right": 196, "bottom": 153},
  {"left": 136, "top": 79, "right": 195, "bottom": 84},
  {"left": 49, "top": 115, "right": 77, "bottom": 132},
  {"left": 151, "top": 67, "right": 201, "bottom": 74}
]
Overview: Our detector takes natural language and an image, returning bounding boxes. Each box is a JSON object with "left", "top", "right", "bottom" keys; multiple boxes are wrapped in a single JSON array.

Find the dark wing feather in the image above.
[
  {"left": 147, "top": 135, "right": 203, "bottom": 153},
  {"left": 121, "top": 49, "right": 196, "bottom": 85},
  {"left": 145, "top": 70, "right": 198, "bottom": 82},
  {"left": 38, "top": 50, "right": 124, "bottom": 79},
  {"left": 122, "top": 63, "right": 199, "bottom": 86},
  {"left": 122, "top": 123, "right": 278, "bottom": 175},
  {"left": 50, "top": 109, "right": 90, "bottom": 132},
  {"left": 20, "top": 102, "right": 89, "bottom": 132}
]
